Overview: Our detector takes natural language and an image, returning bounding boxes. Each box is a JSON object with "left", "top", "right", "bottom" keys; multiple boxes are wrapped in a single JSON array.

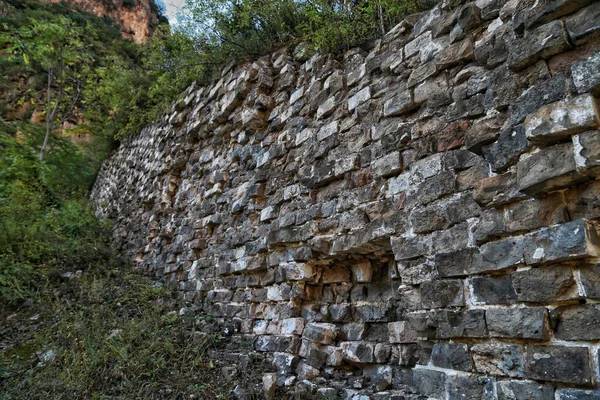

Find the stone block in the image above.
[
  {"left": 405, "top": 170, "right": 456, "bottom": 208},
  {"left": 412, "top": 368, "right": 446, "bottom": 399},
  {"left": 388, "top": 320, "right": 429, "bottom": 344},
  {"left": 472, "top": 208, "right": 506, "bottom": 243},
  {"left": 340, "top": 341, "right": 375, "bottom": 363},
  {"left": 431, "top": 309, "right": 487, "bottom": 339},
  {"left": 364, "top": 365, "right": 393, "bottom": 391},
  {"left": 565, "top": 1, "right": 600, "bottom": 44},
  {"left": 508, "top": 20, "right": 571, "bottom": 71},
  {"left": 351, "top": 260, "right": 373, "bottom": 283},
  {"left": 504, "top": 193, "right": 567, "bottom": 233},
  {"left": 470, "top": 275, "right": 517, "bottom": 305},
  {"left": 483, "top": 124, "right": 530, "bottom": 172},
  {"left": 556, "top": 389, "right": 600, "bottom": 400},
  {"left": 431, "top": 343, "right": 472, "bottom": 371},
  {"left": 580, "top": 264, "right": 600, "bottom": 299},
  {"left": 348, "top": 87, "right": 371, "bottom": 112},
  {"left": 435, "top": 248, "right": 481, "bottom": 278},
  {"left": 473, "top": 172, "right": 526, "bottom": 206},
  {"left": 525, "top": 345, "right": 592, "bottom": 385},
  {"left": 497, "top": 380, "right": 554, "bottom": 400},
  {"left": 523, "top": 219, "right": 600, "bottom": 265},
  {"left": 435, "top": 36, "right": 474, "bottom": 69},
  {"left": 421, "top": 279, "right": 465, "bottom": 309},
  {"left": 407, "top": 61, "right": 438, "bottom": 88},
  {"left": 383, "top": 90, "right": 415, "bottom": 117},
  {"left": 446, "top": 375, "right": 495, "bottom": 400},
  {"left": 574, "top": 130, "right": 600, "bottom": 177},
  {"left": 280, "top": 262, "right": 316, "bottom": 281},
  {"left": 573, "top": 52, "right": 600, "bottom": 95},
  {"left": 478, "top": 235, "right": 526, "bottom": 272},
  {"left": 511, "top": 266, "right": 577, "bottom": 303},
  {"left": 372, "top": 152, "right": 403, "bottom": 179},
  {"left": 516, "top": 142, "right": 587, "bottom": 197},
  {"left": 471, "top": 343, "right": 524, "bottom": 378},
  {"left": 339, "top": 323, "right": 366, "bottom": 341},
  {"left": 486, "top": 308, "right": 548, "bottom": 340},
  {"left": 554, "top": 304, "right": 600, "bottom": 340},
  {"left": 525, "top": 94, "right": 600, "bottom": 144}
]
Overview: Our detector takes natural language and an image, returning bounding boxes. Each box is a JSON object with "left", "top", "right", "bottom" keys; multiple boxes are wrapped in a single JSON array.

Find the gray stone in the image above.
[
  {"left": 486, "top": 307, "right": 548, "bottom": 339},
  {"left": 483, "top": 124, "right": 530, "bottom": 172},
  {"left": 421, "top": 279, "right": 465, "bottom": 308},
  {"left": 511, "top": 267, "right": 577, "bottom": 302},
  {"left": 435, "top": 248, "right": 481, "bottom": 277},
  {"left": 554, "top": 304, "right": 600, "bottom": 340},
  {"left": 504, "top": 193, "right": 567, "bottom": 233},
  {"left": 412, "top": 368, "right": 446, "bottom": 399},
  {"left": 431, "top": 309, "right": 487, "bottom": 339},
  {"left": 525, "top": 94, "right": 600, "bottom": 144},
  {"left": 303, "top": 323, "right": 338, "bottom": 344},
  {"left": 580, "top": 264, "right": 600, "bottom": 299},
  {"left": 497, "top": 380, "right": 554, "bottom": 400},
  {"left": 525, "top": 345, "right": 592, "bottom": 385},
  {"left": 572, "top": 52, "right": 600, "bottom": 95},
  {"left": 471, "top": 343, "right": 525, "bottom": 378},
  {"left": 516, "top": 142, "right": 587, "bottom": 197},
  {"left": 565, "top": 1, "right": 600, "bottom": 44},
  {"left": 446, "top": 375, "right": 495, "bottom": 400},
  {"left": 435, "top": 36, "right": 474, "bottom": 69},
  {"left": 574, "top": 130, "right": 600, "bottom": 177},
  {"left": 556, "top": 389, "right": 600, "bottom": 400},
  {"left": 383, "top": 91, "right": 416, "bottom": 117},
  {"left": 348, "top": 87, "right": 371, "bottom": 112},
  {"left": 372, "top": 152, "right": 403, "bottom": 179},
  {"left": 431, "top": 343, "right": 472, "bottom": 371},
  {"left": 478, "top": 235, "right": 526, "bottom": 272},
  {"left": 508, "top": 20, "right": 571, "bottom": 71},
  {"left": 340, "top": 341, "right": 375, "bottom": 363},
  {"left": 470, "top": 275, "right": 517, "bottom": 305}
]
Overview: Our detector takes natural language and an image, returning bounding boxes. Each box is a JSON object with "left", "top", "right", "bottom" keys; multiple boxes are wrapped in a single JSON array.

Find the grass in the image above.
[{"left": 0, "top": 261, "right": 270, "bottom": 399}]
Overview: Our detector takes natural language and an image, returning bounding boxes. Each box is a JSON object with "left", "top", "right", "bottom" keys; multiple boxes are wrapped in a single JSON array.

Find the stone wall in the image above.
[{"left": 91, "top": 0, "right": 600, "bottom": 398}]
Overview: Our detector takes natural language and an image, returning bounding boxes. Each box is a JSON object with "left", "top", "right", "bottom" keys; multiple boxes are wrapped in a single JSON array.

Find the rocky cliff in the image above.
[
  {"left": 44, "top": 0, "right": 159, "bottom": 43},
  {"left": 92, "top": 0, "right": 600, "bottom": 397}
]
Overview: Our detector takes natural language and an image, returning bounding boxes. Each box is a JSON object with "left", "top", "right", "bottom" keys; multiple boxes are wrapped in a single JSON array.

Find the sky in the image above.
[{"left": 155, "top": 0, "right": 185, "bottom": 25}]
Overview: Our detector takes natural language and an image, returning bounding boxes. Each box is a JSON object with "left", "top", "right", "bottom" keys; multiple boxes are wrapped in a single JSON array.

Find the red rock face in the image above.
[{"left": 44, "top": 0, "right": 158, "bottom": 43}]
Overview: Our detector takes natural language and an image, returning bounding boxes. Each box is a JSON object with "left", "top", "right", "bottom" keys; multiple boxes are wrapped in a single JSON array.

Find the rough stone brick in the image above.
[
  {"left": 383, "top": 90, "right": 415, "bottom": 117},
  {"left": 372, "top": 152, "right": 403, "bottom": 179},
  {"left": 435, "top": 36, "right": 474, "bottom": 69},
  {"left": 434, "top": 248, "right": 481, "bottom": 278},
  {"left": 364, "top": 365, "right": 393, "bottom": 391},
  {"left": 470, "top": 275, "right": 517, "bottom": 305},
  {"left": 431, "top": 309, "right": 487, "bottom": 339},
  {"left": 497, "top": 380, "right": 555, "bottom": 400},
  {"left": 471, "top": 343, "right": 525, "bottom": 378},
  {"left": 573, "top": 130, "right": 600, "bottom": 177},
  {"left": 472, "top": 208, "right": 506, "bottom": 244},
  {"left": 388, "top": 318, "right": 429, "bottom": 344},
  {"left": 340, "top": 341, "right": 375, "bottom": 363},
  {"left": 405, "top": 170, "right": 456, "bottom": 208},
  {"left": 407, "top": 61, "right": 438, "bottom": 88},
  {"left": 421, "top": 279, "right": 465, "bottom": 309},
  {"left": 580, "top": 263, "right": 600, "bottom": 299},
  {"left": 525, "top": 345, "right": 592, "bottom": 385},
  {"left": 565, "top": 1, "right": 600, "bottom": 44},
  {"left": 556, "top": 389, "right": 600, "bottom": 400},
  {"left": 516, "top": 143, "right": 587, "bottom": 196},
  {"left": 431, "top": 343, "right": 472, "bottom": 371},
  {"left": 565, "top": 180, "right": 600, "bottom": 220},
  {"left": 473, "top": 172, "right": 526, "bottom": 206},
  {"left": 486, "top": 308, "right": 549, "bottom": 340},
  {"left": 554, "top": 304, "right": 600, "bottom": 340},
  {"left": 303, "top": 323, "right": 338, "bottom": 344},
  {"left": 508, "top": 20, "right": 571, "bottom": 71},
  {"left": 446, "top": 375, "right": 495, "bottom": 400},
  {"left": 504, "top": 193, "right": 567, "bottom": 233},
  {"left": 478, "top": 235, "right": 527, "bottom": 272},
  {"left": 572, "top": 52, "right": 600, "bottom": 95},
  {"left": 523, "top": 219, "right": 600, "bottom": 265},
  {"left": 391, "top": 234, "right": 432, "bottom": 261},
  {"left": 348, "top": 87, "right": 371, "bottom": 112},
  {"left": 412, "top": 368, "right": 446, "bottom": 399},
  {"left": 511, "top": 266, "right": 577, "bottom": 302},
  {"left": 483, "top": 124, "right": 530, "bottom": 172},
  {"left": 524, "top": 94, "right": 600, "bottom": 144}
]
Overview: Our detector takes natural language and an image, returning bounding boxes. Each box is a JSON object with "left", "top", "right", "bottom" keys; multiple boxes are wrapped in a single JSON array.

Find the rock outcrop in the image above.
[
  {"left": 92, "top": 0, "right": 600, "bottom": 397},
  {"left": 44, "top": 0, "right": 159, "bottom": 43}
]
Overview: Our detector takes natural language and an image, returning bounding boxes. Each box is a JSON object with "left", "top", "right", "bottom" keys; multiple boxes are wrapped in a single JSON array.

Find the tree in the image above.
[{"left": 2, "top": 16, "right": 93, "bottom": 160}]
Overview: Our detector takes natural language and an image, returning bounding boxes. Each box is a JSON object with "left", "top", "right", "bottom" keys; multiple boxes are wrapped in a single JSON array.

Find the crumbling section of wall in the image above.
[{"left": 92, "top": 0, "right": 600, "bottom": 397}]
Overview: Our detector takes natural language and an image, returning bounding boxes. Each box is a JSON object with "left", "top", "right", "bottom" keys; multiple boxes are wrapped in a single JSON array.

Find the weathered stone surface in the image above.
[
  {"left": 508, "top": 20, "right": 571, "bottom": 71},
  {"left": 432, "top": 309, "right": 487, "bottom": 339},
  {"left": 573, "top": 130, "right": 600, "bottom": 177},
  {"left": 511, "top": 266, "right": 577, "bottom": 302},
  {"left": 580, "top": 263, "right": 600, "bottom": 299},
  {"left": 483, "top": 124, "right": 530, "bottom": 172},
  {"left": 504, "top": 193, "right": 567, "bottom": 233},
  {"left": 556, "top": 389, "right": 600, "bottom": 400},
  {"left": 554, "top": 304, "right": 600, "bottom": 340},
  {"left": 497, "top": 380, "right": 554, "bottom": 400},
  {"left": 383, "top": 90, "right": 415, "bottom": 117},
  {"left": 516, "top": 142, "right": 587, "bottom": 196},
  {"left": 348, "top": 87, "right": 371, "bottom": 112},
  {"left": 524, "top": 94, "right": 600, "bottom": 144},
  {"left": 525, "top": 345, "right": 592, "bottom": 385},
  {"left": 470, "top": 275, "right": 517, "bottom": 305},
  {"left": 471, "top": 343, "right": 524, "bottom": 378},
  {"left": 340, "top": 341, "right": 375, "bottom": 363},
  {"left": 412, "top": 368, "right": 446, "bottom": 399},
  {"left": 431, "top": 343, "right": 472, "bottom": 371},
  {"left": 565, "top": 1, "right": 600, "bottom": 44},
  {"left": 446, "top": 375, "right": 495, "bottom": 400},
  {"left": 486, "top": 308, "right": 549, "bottom": 340},
  {"left": 421, "top": 279, "right": 465, "bottom": 309},
  {"left": 572, "top": 52, "right": 600, "bottom": 95},
  {"left": 303, "top": 323, "right": 338, "bottom": 345}
]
